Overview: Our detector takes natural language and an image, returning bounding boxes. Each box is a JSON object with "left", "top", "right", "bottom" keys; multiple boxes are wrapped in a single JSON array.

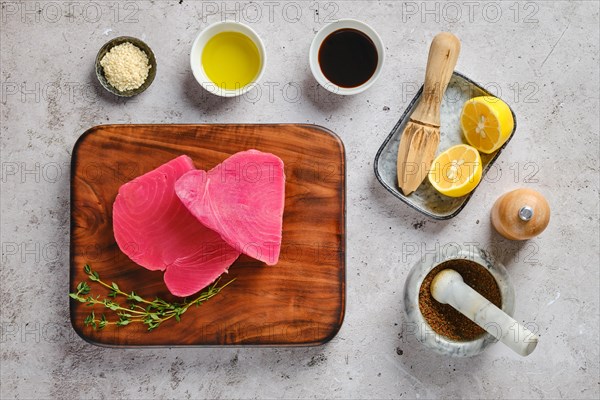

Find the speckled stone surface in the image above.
[{"left": 1, "top": 1, "right": 598, "bottom": 399}]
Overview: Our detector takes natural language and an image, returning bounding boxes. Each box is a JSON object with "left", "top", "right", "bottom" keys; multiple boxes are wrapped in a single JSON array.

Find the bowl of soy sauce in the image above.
[{"left": 309, "top": 19, "right": 385, "bottom": 95}]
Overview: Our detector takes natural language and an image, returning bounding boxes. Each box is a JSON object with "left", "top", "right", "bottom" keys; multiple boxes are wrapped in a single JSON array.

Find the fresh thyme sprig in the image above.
[{"left": 69, "top": 264, "right": 235, "bottom": 331}]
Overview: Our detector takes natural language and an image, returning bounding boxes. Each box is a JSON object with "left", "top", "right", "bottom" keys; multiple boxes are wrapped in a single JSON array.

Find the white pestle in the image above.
[{"left": 431, "top": 269, "right": 538, "bottom": 357}]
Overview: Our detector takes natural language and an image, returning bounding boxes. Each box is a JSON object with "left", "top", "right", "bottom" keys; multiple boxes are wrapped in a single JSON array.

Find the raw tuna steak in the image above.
[
  {"left": 112, "top": 155, "right": 241, "bottom": 297},
  {"left": 175, "top": 150, "right": 285, "bottom": 265}
]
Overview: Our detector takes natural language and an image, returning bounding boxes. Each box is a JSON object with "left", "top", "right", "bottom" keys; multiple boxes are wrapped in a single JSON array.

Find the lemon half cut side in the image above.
[{"left": 428, "top": 144, "right": 483, "bottom": 198}]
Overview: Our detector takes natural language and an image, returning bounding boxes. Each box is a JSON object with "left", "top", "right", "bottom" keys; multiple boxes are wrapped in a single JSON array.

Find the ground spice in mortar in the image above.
[{"left": 419, "top": 259, "right": 502, "bottom": 341}]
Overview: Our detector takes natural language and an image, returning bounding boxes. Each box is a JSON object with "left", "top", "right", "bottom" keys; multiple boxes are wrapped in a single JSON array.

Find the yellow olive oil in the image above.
[{"left": 202, "top": 31, "right": 261, "bottom": 90}]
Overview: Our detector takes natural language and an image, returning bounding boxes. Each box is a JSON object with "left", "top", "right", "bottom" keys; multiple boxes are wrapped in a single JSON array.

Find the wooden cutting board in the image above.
[{"left": 70, "top": 124, "right": 346, "bottom": 346}]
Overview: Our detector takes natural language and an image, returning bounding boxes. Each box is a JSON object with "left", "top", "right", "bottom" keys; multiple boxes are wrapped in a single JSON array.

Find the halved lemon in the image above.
[
  {"left": 428, "top": 144, "right": 482, "bottom": 198},
  {"left": 460, "top": 96, "right": 514, "bottom": 154}
]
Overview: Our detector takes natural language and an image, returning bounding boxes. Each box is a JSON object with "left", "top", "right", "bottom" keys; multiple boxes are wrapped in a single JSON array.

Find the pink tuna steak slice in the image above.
[
  {"left": 112, "top": 155, "right": 241, "bottom": 297},
  {"left": 175, "top": 150, "right": 285, "bottom": 265}
]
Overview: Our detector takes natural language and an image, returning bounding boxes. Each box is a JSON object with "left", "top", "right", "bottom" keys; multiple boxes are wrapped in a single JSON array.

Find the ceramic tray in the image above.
[{"left": 374, "top": 72, "right": 517, "bottom": 219}]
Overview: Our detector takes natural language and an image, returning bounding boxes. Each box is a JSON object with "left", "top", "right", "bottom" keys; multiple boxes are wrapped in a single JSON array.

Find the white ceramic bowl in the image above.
[
  {"left": 309, "top": 19, "right": 385, "bottom": 95},
  {"left": 190, "top": 21, "right": 266, "bottom": 97}
]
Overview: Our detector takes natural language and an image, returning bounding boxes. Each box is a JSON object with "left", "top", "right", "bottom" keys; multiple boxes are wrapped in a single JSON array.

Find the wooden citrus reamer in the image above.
[{"left": 397, "top": 32, "right": 461, "bottom": 195}]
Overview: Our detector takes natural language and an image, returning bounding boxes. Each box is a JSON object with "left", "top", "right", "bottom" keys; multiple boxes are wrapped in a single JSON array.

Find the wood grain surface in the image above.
[{"left": 70, "top": 124, "right": 345, "bottom": 346}]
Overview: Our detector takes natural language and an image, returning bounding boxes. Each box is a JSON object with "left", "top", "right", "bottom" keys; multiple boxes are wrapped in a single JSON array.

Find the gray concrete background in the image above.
[{"left": 1, "top": 1, "right": 599, "bottom": 399}]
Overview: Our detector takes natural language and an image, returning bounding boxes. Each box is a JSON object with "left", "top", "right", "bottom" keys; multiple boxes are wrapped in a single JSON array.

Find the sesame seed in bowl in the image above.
[{"left": 95, "top": 36, "right": 157, "bottom": 97}]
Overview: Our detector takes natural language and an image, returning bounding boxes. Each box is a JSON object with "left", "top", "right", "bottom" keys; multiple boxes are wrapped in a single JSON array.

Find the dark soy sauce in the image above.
[{"left": 318, "top": 28, "right": 378, "bottom": 88}]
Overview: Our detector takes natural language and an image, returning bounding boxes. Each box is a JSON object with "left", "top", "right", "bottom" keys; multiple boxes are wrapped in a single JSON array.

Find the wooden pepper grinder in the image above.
[{"left": 491, "top": 188, "right": 550, "bottom": 240}]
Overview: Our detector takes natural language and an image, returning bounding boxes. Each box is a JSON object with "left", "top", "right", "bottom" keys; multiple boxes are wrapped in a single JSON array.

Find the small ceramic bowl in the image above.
[
  {"left": 190, "top": 21, "right": 266, "bottom": 97},
  {"left": 309, "top": 19, "right": 385, "bottom": 95},
  {"left": 403, "top": 245, "right": 515, "bottom": 357},
  {"left": 95, "top": 36, "right": 156, "bottom": 97}
]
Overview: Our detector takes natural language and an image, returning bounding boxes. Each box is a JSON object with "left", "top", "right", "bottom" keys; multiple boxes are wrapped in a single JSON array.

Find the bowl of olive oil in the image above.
[{"left": 191, "top": 21, "right": 266, "bottom": 97}]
